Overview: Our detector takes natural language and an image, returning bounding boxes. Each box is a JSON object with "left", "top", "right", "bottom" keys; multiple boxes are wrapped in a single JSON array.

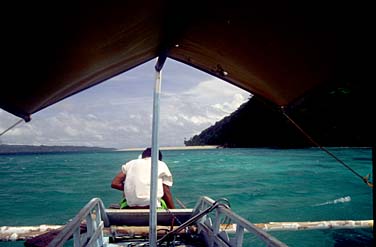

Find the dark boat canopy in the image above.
[{"left": 1, "top": 1, "right": 368, "bottom": 121}]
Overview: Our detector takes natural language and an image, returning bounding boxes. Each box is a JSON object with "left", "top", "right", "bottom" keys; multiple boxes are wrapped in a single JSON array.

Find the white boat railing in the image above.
[
  {"left": 193, "top": 196, "right": 288, "bottom": 247},
  {"left": 48, "top": 198, "right": 110, "bottom": 247}
]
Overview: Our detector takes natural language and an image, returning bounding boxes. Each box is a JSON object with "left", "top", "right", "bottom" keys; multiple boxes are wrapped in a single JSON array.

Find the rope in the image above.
[
  {"left": 281, "top": 108, "right": 373, "bottom": 188},
  {"left": 163, "top": 207, "right": 183, "bottom": 232},
  {"left": 0, "top": 119, "right": 24, "bottom": 137}
]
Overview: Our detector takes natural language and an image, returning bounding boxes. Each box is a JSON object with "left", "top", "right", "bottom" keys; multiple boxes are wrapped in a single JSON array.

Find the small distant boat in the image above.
[{"left": 0, "top": 1, "right": 373, "bottom": 246}]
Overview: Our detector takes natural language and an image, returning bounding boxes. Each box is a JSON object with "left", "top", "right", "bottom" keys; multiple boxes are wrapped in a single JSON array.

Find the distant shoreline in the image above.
[
  {"left": 116, "top": 145, "right": 219, "bottom": 151},
  {"left": 0, "top": 144, "right": 116, "bottom": 155}
]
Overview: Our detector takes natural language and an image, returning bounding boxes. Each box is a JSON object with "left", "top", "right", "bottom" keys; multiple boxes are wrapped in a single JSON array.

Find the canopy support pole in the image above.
[{"left": 149, "top": 56, "right": 166, "bottom": 246}]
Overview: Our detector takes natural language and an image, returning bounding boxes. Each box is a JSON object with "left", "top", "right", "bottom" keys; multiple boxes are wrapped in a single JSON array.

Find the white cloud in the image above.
[
  {"left": 155, "top": 77, "right": 250, "bottom": 146},
  {"left": 1, "top": 59, "right": 251, "bottom": 148},
  {"left": 211, "top": 93, "right": 246, "bottom": 114},
  {"left": 64, "top": 126, "right": 79, "bottom": 137}
]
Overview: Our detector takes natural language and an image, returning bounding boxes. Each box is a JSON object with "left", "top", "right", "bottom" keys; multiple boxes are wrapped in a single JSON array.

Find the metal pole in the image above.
[{"left": 149, "top": 59, "right": 163, "bottom": 246}]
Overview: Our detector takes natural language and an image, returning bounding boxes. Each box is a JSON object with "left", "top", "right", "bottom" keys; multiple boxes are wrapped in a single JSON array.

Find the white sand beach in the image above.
[{"left": 116, "top": 145, "right": 219, "bottom": 151}]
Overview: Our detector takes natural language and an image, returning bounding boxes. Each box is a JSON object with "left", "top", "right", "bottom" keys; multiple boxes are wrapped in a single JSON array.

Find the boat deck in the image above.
[
  {"left": 103, "top": 208, "right": 206, "bottom": 246},
  {"left": 106, "top": 208, "right": 193, "bottom": 226},
  {"left": 23, "top": 197, "right": 290, "bottom": 247}
]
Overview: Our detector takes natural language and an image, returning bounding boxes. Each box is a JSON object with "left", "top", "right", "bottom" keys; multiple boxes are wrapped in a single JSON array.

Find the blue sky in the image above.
[{"left": 0, "top": 59, "right": 251, "bottom": 149}]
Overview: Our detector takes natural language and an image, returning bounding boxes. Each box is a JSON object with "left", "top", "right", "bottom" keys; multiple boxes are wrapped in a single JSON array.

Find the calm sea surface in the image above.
[{"left": 0, "top": 148, "right": 373, "bottom": 246}]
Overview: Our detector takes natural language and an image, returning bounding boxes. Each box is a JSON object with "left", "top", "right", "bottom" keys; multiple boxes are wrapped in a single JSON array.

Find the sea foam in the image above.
[{"left": 314, "top": 196, "right": 351, "bottom": 206}]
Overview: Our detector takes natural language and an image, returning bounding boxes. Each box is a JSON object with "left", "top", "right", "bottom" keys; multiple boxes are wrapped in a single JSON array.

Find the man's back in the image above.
[
  {"left": 122, "top": 157, "right": 172, "bottom": 207},
  {"left": 111, "top": 148, "right": 175, "bottom": 209}
]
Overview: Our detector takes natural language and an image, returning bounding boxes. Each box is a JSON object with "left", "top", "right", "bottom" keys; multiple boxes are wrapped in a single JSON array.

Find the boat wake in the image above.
[{"left": 314, "top": 196, "right": 351, "bottom": 206}]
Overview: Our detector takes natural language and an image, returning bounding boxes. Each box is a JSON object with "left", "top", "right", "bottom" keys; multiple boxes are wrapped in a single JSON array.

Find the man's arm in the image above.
[
  {"left": 162, "top": 184, "right": 175, "bottom": 209},
  {"left": 111, "top": 171, "right": 125, "bottom": 191}
]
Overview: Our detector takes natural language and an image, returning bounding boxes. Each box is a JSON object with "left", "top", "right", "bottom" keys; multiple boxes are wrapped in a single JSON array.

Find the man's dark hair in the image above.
[{"left": 142, "top": 147, "right": 163, "bottom": 161}]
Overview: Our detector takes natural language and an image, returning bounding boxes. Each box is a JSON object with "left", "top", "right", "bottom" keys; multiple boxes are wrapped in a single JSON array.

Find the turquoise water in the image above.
[{"left": 0, "top": 148, "right": 373, "bottom": 246}]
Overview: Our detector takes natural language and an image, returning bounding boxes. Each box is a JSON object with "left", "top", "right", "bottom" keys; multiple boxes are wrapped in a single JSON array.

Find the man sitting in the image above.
[{"left": 111, "top": 148, "right": 175, "bottom": 209}]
